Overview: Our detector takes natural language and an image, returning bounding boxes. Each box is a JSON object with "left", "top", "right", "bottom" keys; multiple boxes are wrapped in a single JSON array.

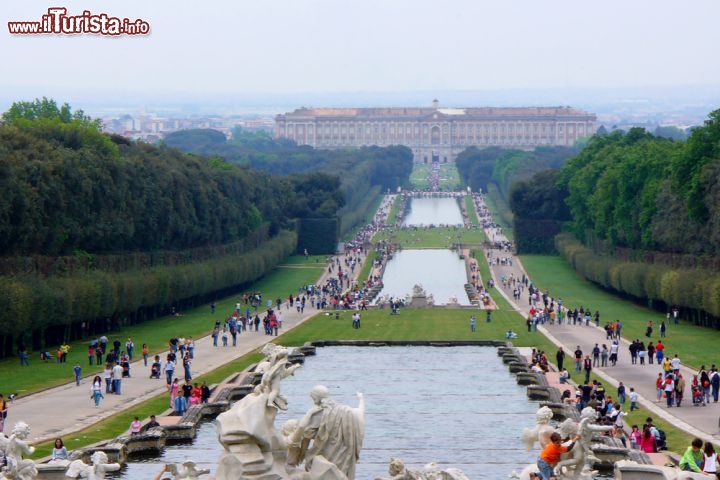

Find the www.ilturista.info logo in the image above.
[{"left": 8, "top": 7, "right": 150, "bottom": 35}]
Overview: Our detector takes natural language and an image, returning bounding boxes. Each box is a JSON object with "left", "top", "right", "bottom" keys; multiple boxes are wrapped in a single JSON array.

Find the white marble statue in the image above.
[
  {"left": 374, "top": 459, "right": 469, "bottom": 480},
  {"left": 216, "top": 350, "right": 365, "bottom": 480},
  {"left": 286, "top": 386, "right": 365, "bottom": 480},
  {"left": 255, "top": 344, "right": 291, "bottom": 376},
  {"left": 65, "top": 451, "right": 120, "bottom": 479},
  {"left": 257, "top": 348, "right": 302, "bottom": 410},
  {"left": 521, "top": 406, "right": 555, "bottom": 451},
  {"left": 553, "top": 407, "right": 614, "bottom": 479},
  {"left": 0, "top": 422, "right": 38, "bottom": 480},
  {"left": 164, "top": 461, "right": 210, "bottom": 479}
]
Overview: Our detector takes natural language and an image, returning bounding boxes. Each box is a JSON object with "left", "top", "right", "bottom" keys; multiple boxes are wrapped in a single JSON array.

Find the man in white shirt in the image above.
[
  {"left": 111, "top": 362, "right": 124, "bottom": 395},
  {"left": 671, "top": 355, "right": 681, "bottom": 375}
]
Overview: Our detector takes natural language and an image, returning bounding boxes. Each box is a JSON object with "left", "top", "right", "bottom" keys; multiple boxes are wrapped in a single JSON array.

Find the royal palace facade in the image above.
[{"left": 274, "top": 100, "right": 596, "bottom": 163}]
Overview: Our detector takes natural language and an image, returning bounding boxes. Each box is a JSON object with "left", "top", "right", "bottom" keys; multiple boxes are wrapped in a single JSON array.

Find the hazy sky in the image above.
[{"left": 3, "top": 0, "right": 720, "bottom": 99}]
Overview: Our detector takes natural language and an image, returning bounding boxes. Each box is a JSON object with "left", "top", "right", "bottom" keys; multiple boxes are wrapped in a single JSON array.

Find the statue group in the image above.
[
  {"left": 516, "top": 406, "right": 710, "bottom": 480},
  {"left": 215, "top": 344, "right": 365, "bottom": 480},
  {"left": 0, "top": 422, "right": 37, "bottom": 480},
  {"left": 515, "top": 406, "right": 615, "bottom": 480}
]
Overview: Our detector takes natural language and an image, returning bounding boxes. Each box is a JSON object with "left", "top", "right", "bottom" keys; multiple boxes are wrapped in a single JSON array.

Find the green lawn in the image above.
[
  {"left": 1, "top": 257, "right": 326, "bottom": 397},
  {"left": 409, "top": 164, "right": 431, "bottom": 190},
  {"left": 438, "top": 163, "right": 463, "bottom": 190},
  {"left": 386, "top": 195, "right": 402, "bottom": 226},
  {"left": 372, "top": 227, "right": 485, "bottom": 249},
  {"left": 464, "top": 194, "right": 479, "bottom": 225},
  {"left": 409, "top": 163, "right": 463, "bottom": 191}
]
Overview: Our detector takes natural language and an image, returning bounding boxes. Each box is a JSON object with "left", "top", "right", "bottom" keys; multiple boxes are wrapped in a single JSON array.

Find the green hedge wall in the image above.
[
  {"left": 555, "top": 233, "right": 720, "bottom": 322},
  {"left": 0, "top": 230, "right": 297, "bottom": 354},
  {"left": 296, "top": 218, "right": 339, "bottom": 255}
]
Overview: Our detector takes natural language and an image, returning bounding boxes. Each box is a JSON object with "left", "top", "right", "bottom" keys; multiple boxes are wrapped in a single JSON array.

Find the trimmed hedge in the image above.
[
  {"left": 556, "top": 233, "right": 720, "bottom": 322},
  {"left": 0, "top": 230, "right": 297, "bottom": 354}
]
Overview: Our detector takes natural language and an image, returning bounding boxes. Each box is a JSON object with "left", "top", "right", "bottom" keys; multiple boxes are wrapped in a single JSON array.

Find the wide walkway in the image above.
[
  {"left": 483, "top": 221, "right": 720, "bottom": 445},
  {"left": 8, "top": 259, "right": 344, "bottom": 445}
]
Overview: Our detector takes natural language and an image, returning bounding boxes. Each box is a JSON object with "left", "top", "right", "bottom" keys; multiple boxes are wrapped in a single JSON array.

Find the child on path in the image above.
[{"left": 629, "top": 387, "right": 639, "bottom": 411}]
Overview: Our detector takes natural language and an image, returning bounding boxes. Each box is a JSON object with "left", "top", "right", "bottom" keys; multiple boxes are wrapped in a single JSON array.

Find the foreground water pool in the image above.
[{"left": 114, "top": 346, "right": 537, "bottom": 479}]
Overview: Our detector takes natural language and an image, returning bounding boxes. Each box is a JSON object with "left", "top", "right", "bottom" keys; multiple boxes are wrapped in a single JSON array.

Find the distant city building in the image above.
[
  {"left": 275, "top": 100, "right": 596, "bottom": 162},
  {"left": 102, "top": 114, "right": 273, "bottom": 141}
]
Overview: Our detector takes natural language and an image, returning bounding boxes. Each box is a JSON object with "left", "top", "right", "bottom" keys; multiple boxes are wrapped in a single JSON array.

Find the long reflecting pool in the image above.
[
  {"left": 403, "top": 197, "right": 463, "bottom": 226},
  {"left": 376, "top": 249, "right": 469, "bottom": 305},
  {"left": 114, "top": 346, "right": 536, "bottom": 479}
]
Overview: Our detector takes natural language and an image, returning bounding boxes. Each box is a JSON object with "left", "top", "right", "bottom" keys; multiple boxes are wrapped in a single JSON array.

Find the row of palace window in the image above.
[
  {"left": 309, "top": 136, "right": 570, "bottom": 147},
  {"left": 284, "top": 122, "right": 585, "bottom": 137}
]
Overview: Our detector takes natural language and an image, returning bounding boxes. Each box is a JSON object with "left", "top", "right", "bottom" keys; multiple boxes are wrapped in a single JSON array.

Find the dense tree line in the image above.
[
  {"left": 454, "top": 145, "right": 578, "bottom": 253},
  {"left": 556, "top": 110, "right": 720, "bottom": 256},
  {"left": 456, "top": 145, "right": 578, "bottom": 197},
  {"left": 509, "top": 170, "right": 571, "bottom": 254},
  {"left": 508, "top": 108, "right": 720, "bottom": 325},
  {"left": 0, "top": 102, "right": 311, "bottom": 353},
  {"left": 1, "top": 116, "right": 277, "bottom": 256},
  {"left": 165, "top": 129, "right": 413, "bottom": 241}
]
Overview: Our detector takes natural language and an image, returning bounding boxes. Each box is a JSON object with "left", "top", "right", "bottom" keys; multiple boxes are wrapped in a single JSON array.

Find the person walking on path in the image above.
[
  {"left": 675, "top": 373, "right": 686, "bottom": 407},
  {"left": 583, "top": 354, "right": 592, "bottom": 384},
  {"left": 601, "top": 344, "right": 609, "bottom": 367},
  {"left": 182, "top": 353, "right": 192, "bottom": 382},
  {"left": 73, "top": 363, "right": 82, "bottom": 386},
  {"left": 656, "top": 373, "right": 664, "bottom": 402},
  {"left": 103, "top": 363, "right": 113, "bottom": 394},
  {"left": 574, "top": 346, "right": 583, "bottom": 373},
  {"left": 111, "top": 362, "right": 124, "bottom": 395},
  {"left": 592, "top": 343, "right": 600, "bottom": 367},
  {"left": 629, "top": 388, "right": 639, "bottom": 411},
  {"left": 125, "top": 338, "right": 134, "bottom": 361},
  {"left": 556, "top": 347, "right": 565, "bottom": 372},
  {"left": 609, "top": 341, "right": 619, "bottom": 366},
  {"left": 664, "top": 375, "right": 675, "bottom": 407},
  {"left": 655, "top": 340, "right": 665, "bottom": 364},
  {"left": 90, "top": 375, "right": 104, "bottom": 408},
  {"left": 164, "top": 358, "right": 175, "bottom": 387}
]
